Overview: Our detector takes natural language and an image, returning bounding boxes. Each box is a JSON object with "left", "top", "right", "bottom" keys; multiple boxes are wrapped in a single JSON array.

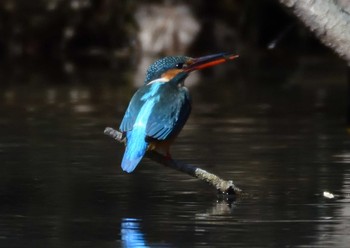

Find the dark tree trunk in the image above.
[{"left": 279, "top": 0, "right": 350, "bottom": 64}]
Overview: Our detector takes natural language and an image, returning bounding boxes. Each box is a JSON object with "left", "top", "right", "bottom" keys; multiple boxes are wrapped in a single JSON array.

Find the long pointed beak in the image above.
[{"left": 185, "top": 52, "right": 239, "bottom": 72}]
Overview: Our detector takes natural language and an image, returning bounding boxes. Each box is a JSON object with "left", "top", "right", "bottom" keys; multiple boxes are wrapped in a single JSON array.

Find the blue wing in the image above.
[
  {"left": 120, "top": 81, "right": 191, "bottom": 141},
  {"left": 146, "top": 87, "right": 191, "bottom": 140},
  {"left": 119, "top": 82, "right": 164, "bottom": 132},
  {"left": 119, "top": 91, "right": 144, "bottom": 132},
  {"left": 120, "top": 89, "right": 160, "bottom": 172}
]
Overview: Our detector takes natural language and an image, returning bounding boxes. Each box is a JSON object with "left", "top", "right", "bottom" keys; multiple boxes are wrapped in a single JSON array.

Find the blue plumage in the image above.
[
  {"left": 118, "top": 53, "right": 238, "bottom": 173},
  {"left": 120, "top": 58, "right": 191, "bottom": 172}
]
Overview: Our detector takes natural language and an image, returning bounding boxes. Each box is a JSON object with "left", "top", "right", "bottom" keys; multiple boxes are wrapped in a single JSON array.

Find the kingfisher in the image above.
[{"left": 119, "top": 52, "right": 239, "bottom": 173}]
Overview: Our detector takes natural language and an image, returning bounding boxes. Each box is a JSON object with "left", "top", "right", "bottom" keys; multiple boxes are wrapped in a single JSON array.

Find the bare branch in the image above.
[{"left": 104, "top": 127, "right": 242, "bottom": 195}]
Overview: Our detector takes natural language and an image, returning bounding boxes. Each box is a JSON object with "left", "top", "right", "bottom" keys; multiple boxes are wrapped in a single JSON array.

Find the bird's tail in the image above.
[{"left": 121, "top": 130, "right": 148, "bottom": 173}]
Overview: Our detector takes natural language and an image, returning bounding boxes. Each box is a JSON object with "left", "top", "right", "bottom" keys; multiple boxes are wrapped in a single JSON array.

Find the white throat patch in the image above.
[{"left": 146, "top": 77, "right": 169, "bottom": 85}]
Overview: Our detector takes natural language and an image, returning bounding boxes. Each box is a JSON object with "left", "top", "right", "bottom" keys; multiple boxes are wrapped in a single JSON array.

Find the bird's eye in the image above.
[{"left": 175, "top": 63, "right": 184, "bottom": 69}]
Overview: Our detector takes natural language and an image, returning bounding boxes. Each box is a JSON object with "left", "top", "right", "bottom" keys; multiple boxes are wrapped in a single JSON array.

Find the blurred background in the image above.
[
  {"left": 1, "top": 0, "right": 350, "bottom": 247},
  {"left": 0, "top": 0, "right": 347, "bottom": 112}
]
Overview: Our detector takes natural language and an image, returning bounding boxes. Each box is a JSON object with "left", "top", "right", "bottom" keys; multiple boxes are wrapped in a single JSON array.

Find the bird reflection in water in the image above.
[{"left": 121, "top": 218, "right": 148, "bottom": 248}]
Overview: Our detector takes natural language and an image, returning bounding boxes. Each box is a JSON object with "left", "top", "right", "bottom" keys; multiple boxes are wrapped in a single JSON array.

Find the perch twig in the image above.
[{"left": 104, "top": 127, "right": 242, "bottom": 195}]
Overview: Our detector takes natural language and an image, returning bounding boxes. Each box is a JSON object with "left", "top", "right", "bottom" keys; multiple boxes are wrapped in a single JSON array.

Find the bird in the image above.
[{"left": 119, "top": 52, "right": 239, "bottom": 173}]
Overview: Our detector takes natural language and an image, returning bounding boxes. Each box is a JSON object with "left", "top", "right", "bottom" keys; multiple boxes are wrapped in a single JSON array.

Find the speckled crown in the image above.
[{"left": 144, "top": 56, "right": 190, "bottom": 84}]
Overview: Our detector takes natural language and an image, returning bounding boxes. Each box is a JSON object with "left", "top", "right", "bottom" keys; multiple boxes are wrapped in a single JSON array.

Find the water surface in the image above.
[{"left": 1, "top": 63, "right": 350, "bottom": 247}]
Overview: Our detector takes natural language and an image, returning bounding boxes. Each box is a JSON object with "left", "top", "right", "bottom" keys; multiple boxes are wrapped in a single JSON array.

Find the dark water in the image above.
[{"left": 1, "top": 61, "right": 350, "bottom": 248}]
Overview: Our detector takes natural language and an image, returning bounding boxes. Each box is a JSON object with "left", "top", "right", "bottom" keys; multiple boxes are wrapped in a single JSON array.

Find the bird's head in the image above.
[{"left": 144, "top": 52, "right": 239, "bottom": 85}]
